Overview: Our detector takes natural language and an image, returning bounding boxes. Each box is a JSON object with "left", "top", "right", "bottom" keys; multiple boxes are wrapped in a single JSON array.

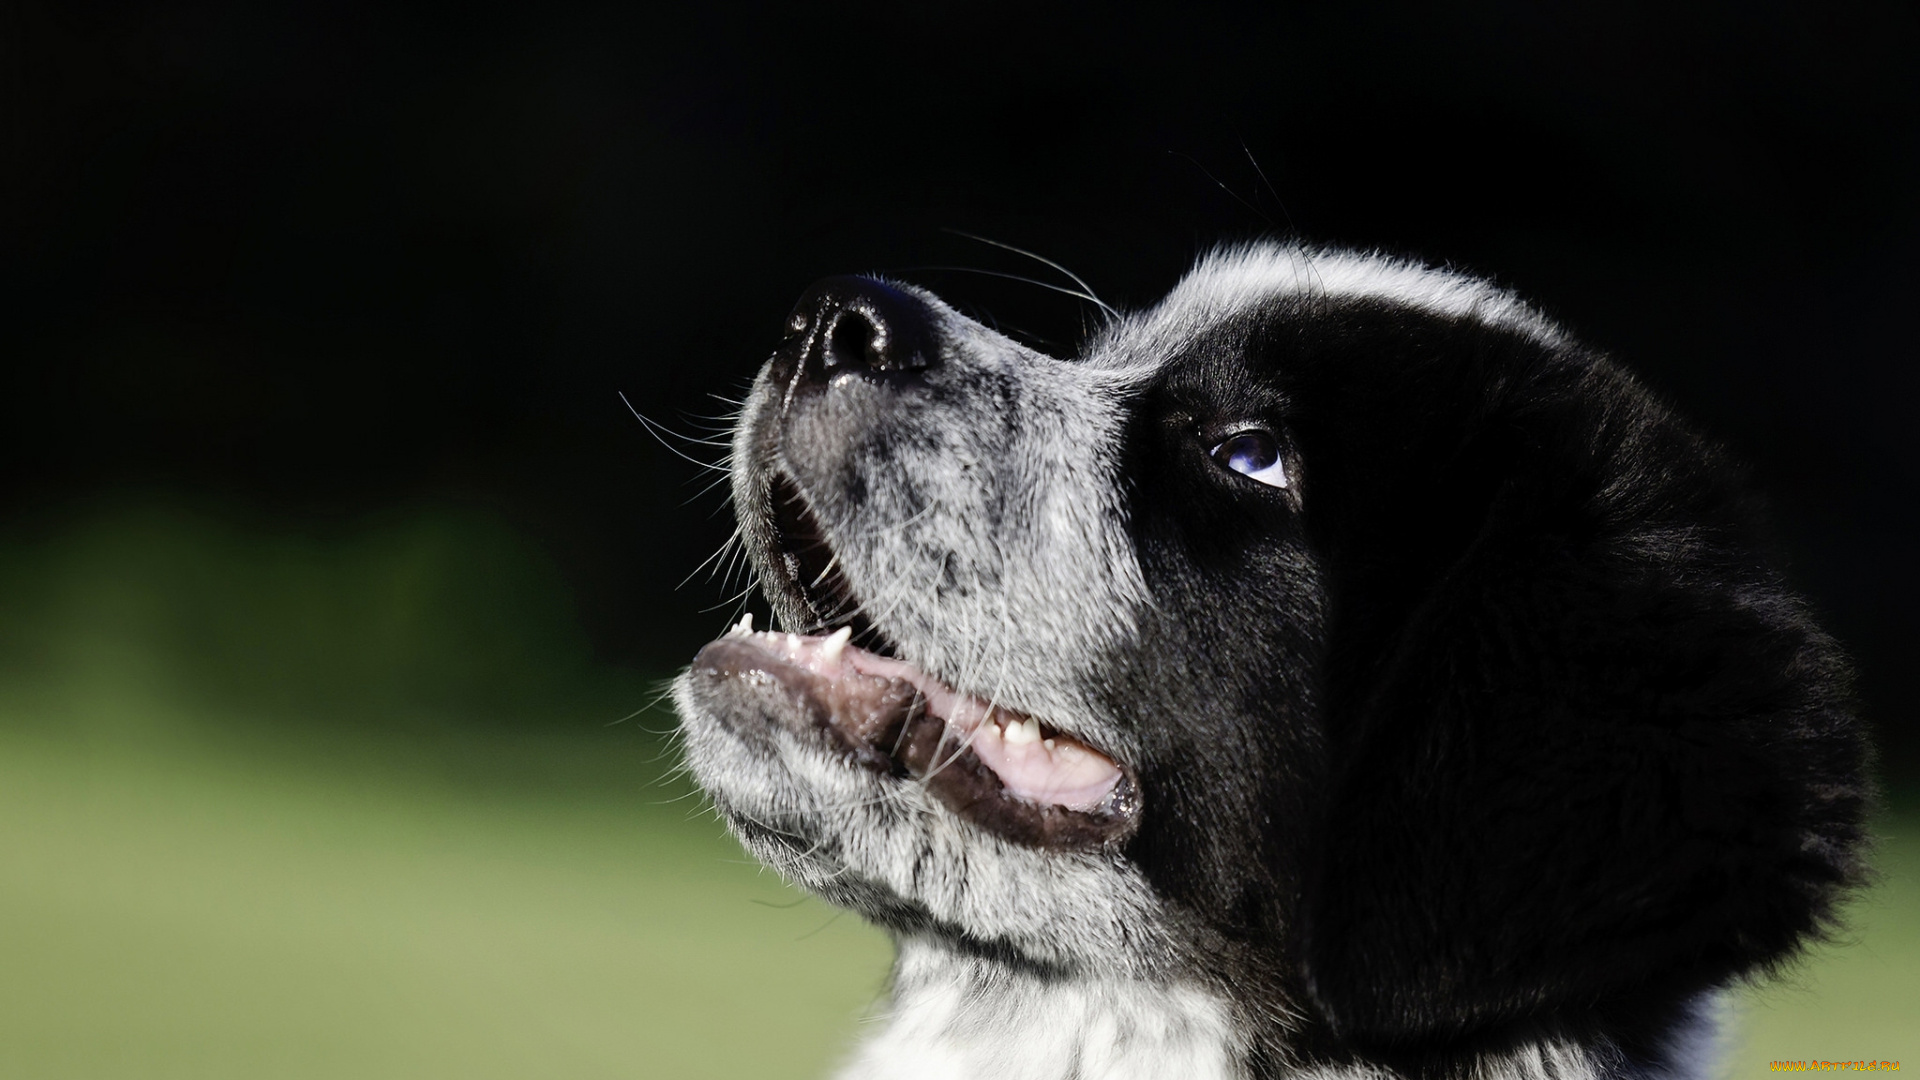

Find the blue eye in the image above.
[{"left": 1210, "top": 431, "right": 1288, "bottom": 489}]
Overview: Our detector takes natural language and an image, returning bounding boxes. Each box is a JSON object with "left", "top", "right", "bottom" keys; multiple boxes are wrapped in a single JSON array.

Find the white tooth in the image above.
[
  {"left": 1043, "top": 738, "right": 1056, "bottom": 751},
  {"left": 731, "top": 612, "right": 754, "bottom": 636},
  {"left": 820, "top": 626, "right": 852, "bottom": 664},
  {"left": 1004, "top": 717, "right": 1041, "bottom": 745}
]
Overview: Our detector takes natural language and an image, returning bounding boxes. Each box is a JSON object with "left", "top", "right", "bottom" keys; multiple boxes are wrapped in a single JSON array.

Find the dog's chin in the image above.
[{"left": 686, "top": 623, "right": 1141, "bottom": 851}]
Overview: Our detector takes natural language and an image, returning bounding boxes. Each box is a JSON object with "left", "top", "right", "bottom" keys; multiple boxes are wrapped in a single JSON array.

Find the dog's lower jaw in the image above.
[{"left": 834, "top": 938, "right": 1252, "bottom": 1080}]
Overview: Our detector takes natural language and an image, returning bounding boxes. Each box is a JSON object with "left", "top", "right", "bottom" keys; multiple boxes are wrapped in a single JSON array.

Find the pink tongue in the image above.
[
  {"left": 845, "top": 651, "right": 1122, "bottom": 811},
  {"left": 964, "top": 722, "right": 1125, "bottom": 809}
]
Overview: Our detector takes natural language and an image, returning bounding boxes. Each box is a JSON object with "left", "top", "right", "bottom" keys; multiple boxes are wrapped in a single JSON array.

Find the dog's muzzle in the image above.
[{"left": 684, "top": 275, "right": 1143, "bottom": 851}]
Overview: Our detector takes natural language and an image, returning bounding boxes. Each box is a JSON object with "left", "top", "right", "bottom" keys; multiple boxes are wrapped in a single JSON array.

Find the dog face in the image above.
[{"left": 674, "top": 244, "right": 1868, "bottom": 1060}]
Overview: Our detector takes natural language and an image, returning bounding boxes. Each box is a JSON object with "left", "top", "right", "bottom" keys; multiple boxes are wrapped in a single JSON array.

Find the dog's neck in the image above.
[
  {"left": 834, "top": 938, "right": 1249, "bottom": 1080},
  {"left": 833, "top": 939, "right": 1725, "bottom": 1080}
]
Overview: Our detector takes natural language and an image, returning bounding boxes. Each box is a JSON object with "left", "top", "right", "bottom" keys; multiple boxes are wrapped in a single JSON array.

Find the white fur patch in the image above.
[
  {"left": 835, "top": 941, "right": 1249, "bottom": 1080},
  {"left": 1090, "top": 244, "right": 1568, "bottom": 371}
]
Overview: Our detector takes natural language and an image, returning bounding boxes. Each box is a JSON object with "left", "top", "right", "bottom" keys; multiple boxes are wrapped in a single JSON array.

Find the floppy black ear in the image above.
[{"left": 1297, "top": 349, "right": 1871, "bottom": 1050}]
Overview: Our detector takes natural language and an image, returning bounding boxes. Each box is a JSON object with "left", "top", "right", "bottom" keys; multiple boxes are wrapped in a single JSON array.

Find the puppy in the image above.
[{"left": 673, "top": 244, "right": 1871, "bottom": 1080}]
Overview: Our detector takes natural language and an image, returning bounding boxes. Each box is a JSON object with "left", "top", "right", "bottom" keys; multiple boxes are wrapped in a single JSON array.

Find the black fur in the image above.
[{"left": 1107, "top": 294, "right": 1870, "bottom": 1066}]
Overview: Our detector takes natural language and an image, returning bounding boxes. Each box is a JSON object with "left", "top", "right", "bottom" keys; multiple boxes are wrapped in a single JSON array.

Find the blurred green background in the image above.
[
  {"left": 0, "top": 500, "right": 1911, "bottom": 1078},
  {"left": 0, "top": 499, "right": 894, "bottom": 1079}
]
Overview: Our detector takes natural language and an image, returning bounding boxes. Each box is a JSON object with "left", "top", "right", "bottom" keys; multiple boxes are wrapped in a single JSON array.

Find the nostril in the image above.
[
  {"left": 825, "top": 311, "right": 885, "bottom": 373},
  {"left": 784, "top": 276, "right": 937, "bottom": 386}
]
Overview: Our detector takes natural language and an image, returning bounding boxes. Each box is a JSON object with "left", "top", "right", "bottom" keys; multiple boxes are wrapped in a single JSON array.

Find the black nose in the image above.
[{"left": 783, "top": 276, "right": 937, "bottom": 383}]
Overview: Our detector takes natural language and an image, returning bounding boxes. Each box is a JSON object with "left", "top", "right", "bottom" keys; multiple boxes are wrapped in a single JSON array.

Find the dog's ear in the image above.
[{"left": 1295, "top": 351, "right": 1871, "bottom": 1050}]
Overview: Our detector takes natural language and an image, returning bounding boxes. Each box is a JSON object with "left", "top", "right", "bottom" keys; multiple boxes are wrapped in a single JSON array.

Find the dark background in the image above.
[{"left": 6, "top": 0, "right": 1918, "bottom": 774}]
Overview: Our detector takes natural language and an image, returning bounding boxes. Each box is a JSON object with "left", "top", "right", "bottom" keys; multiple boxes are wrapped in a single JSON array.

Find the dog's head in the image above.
[{"left": 673, "top": 244, "right": 1868, "bottom": 1056}]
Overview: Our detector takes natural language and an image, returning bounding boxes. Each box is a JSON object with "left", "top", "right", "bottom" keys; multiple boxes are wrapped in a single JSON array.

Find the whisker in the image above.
[
  {"left": 1240, "top": 142, "right": 1301, "bottom": 239},
  {"left": 682, "top": 470, "right": 735, "bottom": 506},
  {"left": 678, "top": 529, "right": 743, "bottom": 591},
  {"left": 942, "top": 229, "right": 1117, "bottom": 318},
  {"left": 900, "top": 265, "right": 1119, "bottom": 322},
  {"left": 701, "top": 580, "right": 763, "bottom": 614},
  {"left": 619, "top": 391, "right": 731, "bottom": 474},
  {"left": 832, "top": 501, "right": 935, "bottom": 540},
  {"left": 1167, "top": 149, "right": 1276, "bottom": 231}
]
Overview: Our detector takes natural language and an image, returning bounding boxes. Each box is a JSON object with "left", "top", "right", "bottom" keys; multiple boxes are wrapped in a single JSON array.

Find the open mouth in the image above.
[
  {"left": 689, "top": 475, "right": 1140, "bottom": 849},
  {"left": 765, "top": 473, "right": 889, "bottom": 648}
]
